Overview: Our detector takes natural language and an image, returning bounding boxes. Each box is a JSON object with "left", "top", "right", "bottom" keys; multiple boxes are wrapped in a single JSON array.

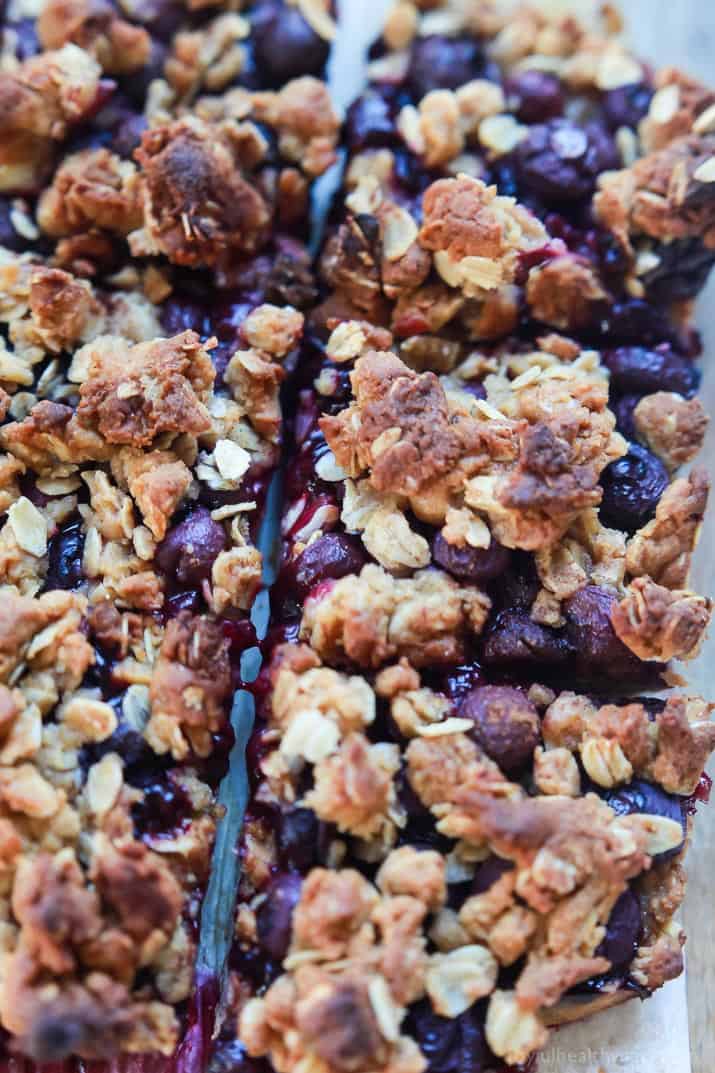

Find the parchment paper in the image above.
[{"left": 331, "top": 2, "right": 694, "bottom": 1070}]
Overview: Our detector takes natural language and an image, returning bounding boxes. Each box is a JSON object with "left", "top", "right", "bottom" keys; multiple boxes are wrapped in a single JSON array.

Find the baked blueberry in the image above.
[
  {"left": 515, "top": 119, "right": 619, "bottom": 201},
  {"left": 599, "top": 443, "right": 669, "bottom": 532}
]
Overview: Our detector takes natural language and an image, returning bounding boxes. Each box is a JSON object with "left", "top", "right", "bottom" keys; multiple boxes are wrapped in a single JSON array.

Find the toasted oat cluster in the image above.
[{"left": 0, "top": 0, "right": 339, "bottom": 1063}]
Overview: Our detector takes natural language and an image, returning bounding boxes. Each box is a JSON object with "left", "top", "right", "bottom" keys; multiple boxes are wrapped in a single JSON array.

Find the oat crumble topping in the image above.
[{"left": 2, "top": 0, "right": 715, "bottom": 1069}]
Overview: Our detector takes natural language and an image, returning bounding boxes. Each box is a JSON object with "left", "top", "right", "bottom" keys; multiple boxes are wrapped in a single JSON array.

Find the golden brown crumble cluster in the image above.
[
  {"left": 326, "top": 150, "right": 712, "bottom": 347},
  {"left": 36, "top": 0, "right": 152, "bottom": 74},
  {"left": 594, "top": 63, "right": 715, "bottom": 259},
  {"left": 0, "top": 43, "right": 103, "bottom": 194},
  {"left": 595, "top": 132, "right": 715, "bottom": 258},
  {"left": 322, "top": 173, "right": 579, "bottom": 340},
  {"left": 131, "top": 117, "right": 272, "bottom": 268},
  {"left": 300, "top": 563, "right": 492, "bottom": 669},
  {"left": 31, "top": 75, "right": 337, "bottom": 268},
  {"left": 238, "top": 643, "right": 713, "bottom": 1071},
  {"left": 314, "top": 337, "right": 710, "bottom": 665}
]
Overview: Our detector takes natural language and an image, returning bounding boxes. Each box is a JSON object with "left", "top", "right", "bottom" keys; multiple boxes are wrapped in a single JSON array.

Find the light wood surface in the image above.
[{"left": 621, "top": 4, "right": 715, "bottom": 1071}]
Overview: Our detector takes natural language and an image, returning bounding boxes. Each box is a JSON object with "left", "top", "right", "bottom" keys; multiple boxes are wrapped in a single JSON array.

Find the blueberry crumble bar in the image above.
[
  {"left": 217, "top": 3, "right": 715, "bottom": 1073},
  {"left": 229, "top": 646, "right": 714, "bottom": 1072},
  {"left": 339, "top": 0, "right": 715, "bottom": 334},
  {"left": 225, "top": 330, "right": 715, "bottom": 1073},
  {"left": 0, "top": 0, "right": 339, "bottom": 1063}
]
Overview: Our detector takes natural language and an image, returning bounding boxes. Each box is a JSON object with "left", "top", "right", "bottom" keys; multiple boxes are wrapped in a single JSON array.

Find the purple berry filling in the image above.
[
  {"left": 505, "top": 71, "right": 565, "bottom": 124},
  {"left": 482, "top": 611, "right": 573, "bottom": 669},
  {"left": 405, "top": 1001, "right": 493, "bottom": 1073},
  {"left": 602, "top": 778, "right": 686, "bottom": 857},
  {"left": 407, "top": 35, "right": 487, "bottom": 99},
  {"left": 155, "top": 507, "right": 228, "bottom": 587},
  {"left": 458, "top": 686, "right": 540, "bottom": 774},
  {"left": 256, "top": 873, "right": 304, "bottom": 961},
  {"left": 515, "top": 119, "right": 619, "bottom": 202},
  {"left": 284, "top": 533, "right": 369, "bottom": 599},
  {"left": 251, "top": 0, "right": 331, "bottom": 87},
  {"left": 131, "top": 774, "right": 194, "bottom": 840},
  {"left": 563, "top": 585, "right": 658, "bottom": 683},
  {"left": 601, "top": 83, "right": 654, "bottom": 130},
  {"left": 432, "top": 533, "right": 511, "bottom": 585},
  {"left": 603, "top": 346, "right": 699, "bottom": 397},
  {"left": 599, "top": 442, "right": 669, "bottom": 532},
  {"left": 44, "top": 518, "right": 85, "bottom": 592},
  {"left": 346, "top": 89, "right": 400, "bottom": 152},
  {"left": 471, "top": 856, "right": 515, "bottom": 896},
  {"left": 597, "top": 889, "right": 643, "bottom": 970}
]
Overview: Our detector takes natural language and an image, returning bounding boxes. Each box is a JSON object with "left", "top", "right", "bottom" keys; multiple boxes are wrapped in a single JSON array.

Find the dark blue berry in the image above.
[
  {"left": 506, "top": 71, "right": 565, "bottom": 124},
  {"left": 602, "top": 83, "right": 653, "bottom": 130},
  {"left": 252, "top": 1, "right": 330, "bottom": 88},
  {"left": 516, "top": 119, "right": 619, "bottom": 201},
  {"left": 599, "top": 442, "right": 669, "bottom": 533},
  {"left": 432, "top": 533, "right": 511, "bottom": 584},
  {"left": 458, "top": 686, "right": 540, "bottom": 773},
  {"left": 601, "top": 778, "right": 686, "bottom": 858},
  {"left": 277, "top": 808, "right": 319, "bottom": 872},
  {"left": 155, "top": 507, "right": 227, "bottom": 586},
  {"left": 441, "top": 664, "right": 485, "bottom": 705},
  {"left": 44, "top": 520, "right": 85, "bottom": 591},
  {"left": 611, "top": 393, "right": 641, "bottom": 439},
  {"left": 405, "top": 1001, "right": 492, "bottom": 1073},
  {"left": 471, "top": 856, "right": 514, "bottom": 896},
  {"left": 256, "top": 873, "right": 303, "bottom": 961},
  {"left": 563, "top": 585, "right": 653, "bottom": 682},
  {"left": 640, "top": 239, "right": 715, "bottom": 304},
  {"left": 131, "top": 776, "right": 193, "bottom": 839},
  {"left": 346, "top": 90, "right": 397, "bottom": 152},
  {"left": 603, "top": 346, "right": 699, "bottom": 397},
  {"left": 0, "top": 197, "right": 29, "bottom": 252},
  {"left": 407, "top": 35, "right": 485, "bottom": 99},
  {"left": 288, "top": 534, "right": 368, "bottom": 599},
  {"left": 597, "top": 889, "right": 642, "bottom": 970},
  {"left": 599, "top": 299, "right": 675, "bottom": 347},
  {"left": 114, "top": 113, "right": 148, "bottom": 158},
  {"left": 482, "top": 611, "right": 572, "bottom": 668}
]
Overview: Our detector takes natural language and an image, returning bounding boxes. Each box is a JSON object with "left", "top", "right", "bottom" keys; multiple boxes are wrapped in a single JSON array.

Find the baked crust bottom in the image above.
[{"left": 545, "top": 988, "right": 635, "bottom": 1027}]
